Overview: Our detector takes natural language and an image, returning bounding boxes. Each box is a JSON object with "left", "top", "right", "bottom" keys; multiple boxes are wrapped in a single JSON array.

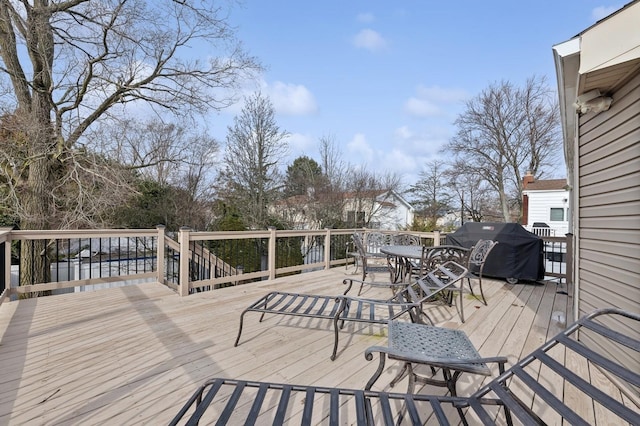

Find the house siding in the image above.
[
  {"left": 522, "top": 189, "right": 569, "bottom": 235},
  {"left": 576, "top": 71, "right": 640, "bottom": 375}
]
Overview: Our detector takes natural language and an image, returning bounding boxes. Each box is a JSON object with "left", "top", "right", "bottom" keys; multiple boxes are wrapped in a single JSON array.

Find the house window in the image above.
[
  {"left": 550, "top": 208, "right": 565, "bottom": 221},
  {"left": 347, "top": 210, "right": 365, "bottom": 226}
]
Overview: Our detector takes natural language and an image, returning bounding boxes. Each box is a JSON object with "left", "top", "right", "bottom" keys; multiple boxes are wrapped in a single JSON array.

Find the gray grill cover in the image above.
[{"left": 446, "top": 222, "right": 544, "bottom": 281}]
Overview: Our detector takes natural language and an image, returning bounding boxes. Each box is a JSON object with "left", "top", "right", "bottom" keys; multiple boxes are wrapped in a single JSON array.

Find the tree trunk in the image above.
[
  {"left": 20, "top": 127, "right": 55, "bottom": 291},
  {"left": 20, "top": 65, "right": 57, "bottom": 290},
  {"left": 495, "top": 174, "right": 511, "bottom": 222}
]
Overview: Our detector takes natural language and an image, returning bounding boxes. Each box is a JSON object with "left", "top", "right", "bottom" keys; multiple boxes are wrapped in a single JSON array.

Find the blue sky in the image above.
[{"left": 207, "top": 1, "right": 624, "bottom": 187}]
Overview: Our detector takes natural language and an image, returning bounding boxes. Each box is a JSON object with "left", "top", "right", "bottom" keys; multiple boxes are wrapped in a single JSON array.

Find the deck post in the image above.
[
  {"left": 268, "top": 227, "right": 277, "bottom": 280},
  {"left": 433, "top": 230, "right": 441, "bottom": 246},
  {"left": 0, "top": 228, "right": 12, "bottom": 303},
  {"left": 156, "top": 225, "right": 166, "bottom": 286},
  {"left": 178, "top": 227, "right": 191, "bottom": 296},
  {"left": 324, "top": 228, "right": 332, "bottom": 270}
]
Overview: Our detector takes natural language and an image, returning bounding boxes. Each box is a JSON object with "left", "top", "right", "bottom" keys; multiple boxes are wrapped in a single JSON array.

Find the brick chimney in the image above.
[{"left": 523, "top": 170, "right": 534, "bottom": 189}]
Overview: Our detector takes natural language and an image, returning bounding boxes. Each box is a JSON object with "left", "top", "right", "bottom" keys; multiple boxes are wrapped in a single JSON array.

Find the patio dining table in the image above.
[
  {"left": 381, "top": 245, "right": 470, "bottom": 282},
  {"left": 380, "top": 245, "right": 427, "bottom": 282}
]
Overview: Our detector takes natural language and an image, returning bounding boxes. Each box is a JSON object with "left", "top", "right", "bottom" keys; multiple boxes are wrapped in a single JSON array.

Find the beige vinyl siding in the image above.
[{"left": 576, "top": 71, "right": 640, "bottom": 384}]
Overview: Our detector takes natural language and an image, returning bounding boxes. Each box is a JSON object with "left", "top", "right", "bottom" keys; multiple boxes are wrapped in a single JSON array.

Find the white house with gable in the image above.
[
  {"left": 521, "top": 171, "right": 570, "bottom": 236},
  {"left": 367, "top": 190, "right": 415, "bottom": 230}
]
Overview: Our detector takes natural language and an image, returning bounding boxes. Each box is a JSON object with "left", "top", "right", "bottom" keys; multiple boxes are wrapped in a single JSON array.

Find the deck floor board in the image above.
[{"left": 0, "top": 268, "right": 581, "bottom": 425}]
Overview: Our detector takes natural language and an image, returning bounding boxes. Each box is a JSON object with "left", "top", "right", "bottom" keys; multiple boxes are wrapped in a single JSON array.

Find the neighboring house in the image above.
[
  {"left": 521, "top": 171, "right": 569, "bottom": 236},
  {"left": 273, "top": 194, "right": 320, "bottom": 230},
  {"left": 273, "top": 189, "right": 415, "bottom": 230},
  {"left": 553, "top": 0, "right": 639, "bottom": 374},
  {"left": 436, "top": 211, "right": 461, "bottom": 229},
  {"left": 348, "top": 189, "right": 415, "bottom": 230}
]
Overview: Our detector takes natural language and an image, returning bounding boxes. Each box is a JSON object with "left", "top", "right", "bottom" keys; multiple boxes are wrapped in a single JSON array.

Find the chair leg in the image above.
[
  {"left": 467, "top": 276, "right": 488, "bottom": 305},
  {"left": 389, "top": 361, "right": 410, "bottom": 388},
  {"left": 477, "top": 276, "right": 487, "bottom": 305},
  {"left": 459, "top": 289, "right": 465, "bottom": 323},
  {"left": 234, "top": 311, "right": 247, "bottom": 346},
  {"left": 467, "top": 276, "right": 476, "bottom": 297},
  {"left": 406, "top": 363, "right": 417, "bottom": 394},
  {"left": 365, "top": 352, "right": 388, "bottom": 390}
]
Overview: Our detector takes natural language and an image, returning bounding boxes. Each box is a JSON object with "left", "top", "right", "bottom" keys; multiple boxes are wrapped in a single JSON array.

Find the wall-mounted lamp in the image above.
[{"left": 573, "top": 89, "right": 612, "bottom": 115}]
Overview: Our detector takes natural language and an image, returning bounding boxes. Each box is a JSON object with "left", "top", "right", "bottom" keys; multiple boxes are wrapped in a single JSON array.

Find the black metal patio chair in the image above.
[
  {"left": 352, "top": 231, "right": 393, "bottom": 285},
  {"left": 463, "top": 239, "right": 498, "bottom": 305}
]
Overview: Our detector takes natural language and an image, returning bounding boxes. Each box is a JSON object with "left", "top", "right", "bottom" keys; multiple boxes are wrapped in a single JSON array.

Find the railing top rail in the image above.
[
  {"left": 7, "top": 229, "right": 159, "bottom": 240},
  {"left": 277, "top": 229, "right": 349, "bottom": 237},
  {"left": 539, "top": 236, "right": 569, "bottom": 242},
  {"left": 188, "top": 230, "right": 271, "bottom": 241},
  {"left": 188, "top": 228, "right": 362, "bottom": 241}
]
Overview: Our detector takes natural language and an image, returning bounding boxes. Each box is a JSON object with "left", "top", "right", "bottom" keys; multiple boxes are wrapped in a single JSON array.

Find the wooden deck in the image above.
[{"left": 0, "top": 267, "right": 575, "bottom": 425}]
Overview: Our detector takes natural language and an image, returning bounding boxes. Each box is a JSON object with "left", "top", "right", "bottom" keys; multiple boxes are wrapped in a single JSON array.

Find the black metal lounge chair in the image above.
[
  {"left": 234, "top": 261, "right": 468, "bottom": 361},
  {"left": 173, "top": 308, "right": 640, "bottom": 425}
]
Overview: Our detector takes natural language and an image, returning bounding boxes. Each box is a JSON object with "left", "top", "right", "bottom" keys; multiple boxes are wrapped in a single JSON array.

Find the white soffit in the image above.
[{"left": 579, "top": 1, "right": 640, "bottom": 74}]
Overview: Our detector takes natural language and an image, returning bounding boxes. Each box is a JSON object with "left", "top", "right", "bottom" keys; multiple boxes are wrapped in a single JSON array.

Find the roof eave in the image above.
[
  {"left": 552, "top": 37, "right": 580, "bottom": 187},
  {"left": 553, "top": 38, "right": 580, "bottom": 149}
]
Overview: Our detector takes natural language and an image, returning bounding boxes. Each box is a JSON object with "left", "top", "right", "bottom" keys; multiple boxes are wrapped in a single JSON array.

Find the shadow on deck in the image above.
[{"left": 0, "top": 267, "right": 575, "bottom": 424}]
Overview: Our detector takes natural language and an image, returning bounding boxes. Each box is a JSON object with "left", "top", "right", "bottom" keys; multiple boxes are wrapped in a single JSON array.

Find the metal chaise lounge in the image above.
[
  {"left": 174, "top": 308, "right": 640, "bottom": 425},
  {"left": 234, "top": 261, "right": 468, "bottom": 361}
]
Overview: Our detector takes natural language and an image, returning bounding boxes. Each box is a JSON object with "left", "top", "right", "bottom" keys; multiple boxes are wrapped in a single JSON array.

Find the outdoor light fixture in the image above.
[{"left": 573, "top": 89, "right": 613, "bottom": 114}]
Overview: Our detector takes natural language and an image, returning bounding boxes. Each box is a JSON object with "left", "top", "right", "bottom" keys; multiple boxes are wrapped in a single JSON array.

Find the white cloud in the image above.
[
  {"left": 404, "top": 97, "right": 440, "bottom": 117},
  {"left": 356, "top": 12, "right": 375, "bottom": 23},
  {"left": 591, "top": 5, "right": 621, "bottom": 21},
  {"left": 393, "top": 124, "right": 452, "bottom": 158},
  {"left": 352, "top": 29, "right": 388, "bottom": 52},
  {"left": 346, "top": 133, "right": 374, "bottom": 162},
  {"left": 286, "top": 132, "right": 316, "bottom": 157},
  {"left": 268, "top": 81, "right": 318, "bottom": 116},
  {"left": 223, "top": 78, "right": 318, "bottom": 116},
  {"left": 416, "top": 85, "right": 468, "bottom": 103},
  {"left": 383, "top": 149, "right": 418, "bottom": 176},
  {"left": 394, "top": 125, "right": 413, "bottom": 139},
  {"left": 403, "top": 85, "right": 468, "bottom": 118}
]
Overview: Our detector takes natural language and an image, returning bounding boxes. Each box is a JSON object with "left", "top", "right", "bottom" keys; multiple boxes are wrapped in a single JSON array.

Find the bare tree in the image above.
[
  {"left": 0, "top": 0, "right": 258, "bottom": 230},
  {"left": 345, "top": 167, "right": 403, "bottom": 228},
  {"left": 178, "top": 132, "right": 220, "bottom": 230},
  {"left": 444, "top": 76, "right": 561, "bottom": 222},
  {"left": 318, "top": 134, "right": 347, "bottom": 191},
  {"left": 0, "top": 0, "right": 259, "bottom": 286},
  {"left": 408, "top": 160, "right": 452, "bottom": 229},
  {"left": 444, "top": 163, "right": 494, "bottom": 223},
  {"left": 99, "top": 118, "right": 185, "bottom": 185},
  {"left": 314, "top": 135, "right": 405, "bottom": 229},
  {"left": 312, "top": 135, "right": 349, "bottom": 228},
  {"left": 221, "top": 92, "right": 289, "bottom": 229},
  {"left": 276, "top": 136, "right": 351, "bottom": 230},
  {"left": 84, "top": 117, "right": 219, "bottom": 230}
]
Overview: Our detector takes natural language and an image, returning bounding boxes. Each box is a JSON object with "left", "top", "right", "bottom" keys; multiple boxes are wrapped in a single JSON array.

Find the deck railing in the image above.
[
  {"left": 0, "top": 227, "right": 444, "bottom": 303},
  {"left": 539, "top": 234, "right": 573, "bottom": 286},
  {"left": 0, "top": 226, "right": 571, "bottom": 304}
]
